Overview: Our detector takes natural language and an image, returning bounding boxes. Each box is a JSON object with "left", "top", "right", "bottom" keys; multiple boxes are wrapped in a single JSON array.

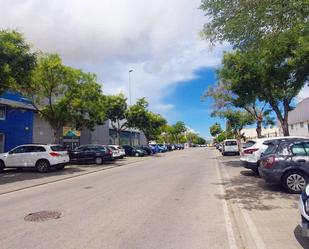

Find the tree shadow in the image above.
[
  {"left": 294, "top": 225, "right": 309, "bottom": 249},
  {"left": 0, "top": 163, "right": 112, "bottom": 186},
  {"left": 214, "top": 159, "right": 299, "bottom": 211}
]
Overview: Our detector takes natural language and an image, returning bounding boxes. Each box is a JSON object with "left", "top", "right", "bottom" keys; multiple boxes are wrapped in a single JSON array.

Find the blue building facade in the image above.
[{"left": 0, "top": 92, "right": 34, "bottom": 152}]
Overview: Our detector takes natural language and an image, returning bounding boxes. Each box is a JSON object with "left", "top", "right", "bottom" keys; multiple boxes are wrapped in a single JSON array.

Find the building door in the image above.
[{"left": 0, "top": 133, "right": 4, "bottom": 153}]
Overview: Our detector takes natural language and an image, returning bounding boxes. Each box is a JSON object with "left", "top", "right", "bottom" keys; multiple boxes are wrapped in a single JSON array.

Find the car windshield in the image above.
[{"left": 225, "top": 141, "right": 237, "bottom": 146}]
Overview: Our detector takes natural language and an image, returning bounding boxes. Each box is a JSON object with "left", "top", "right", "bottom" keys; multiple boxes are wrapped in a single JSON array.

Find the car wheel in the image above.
[
  {"left": 282, "top": 171, "right": 308, "bottom": 194},
  {"left": 95, "top": 157, "right": 103, "bottom": 165},
  {"left": 134, "top": 152, "right": 140, "bottom": 157},
  {"left": 36, "top": 160, "right": 50, "bottom": 173},
  {"left": 55, "top": 164, "right": 65, "bottom": 170},
  {"left": 0, "top": 160, "right": 4, "bottom": 172}
]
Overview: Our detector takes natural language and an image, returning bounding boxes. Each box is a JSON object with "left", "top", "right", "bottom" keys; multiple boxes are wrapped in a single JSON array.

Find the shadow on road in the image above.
[
  {"left": 294, "top": 225, "right": 309, "bottom": 249},
  {"left": 0, "top": 164, "right": 111, "bottom": 186},
  {"left": 214, "top": 158, "right": 299, "bottom": 211}
]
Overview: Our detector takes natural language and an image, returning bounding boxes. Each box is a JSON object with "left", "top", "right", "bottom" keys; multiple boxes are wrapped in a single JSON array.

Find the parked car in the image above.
[
  {"left": 0, "top": 144, "right": 69, "bottom": 173},
  {"left": 108, "top": 146, "right": 123, "bottom": 159},
  {"left": 122, "top": 145, "right": 146, "bottom": 157},
  {"left": 222, "top": 139, "right": 239, "bottom": 156},
  {"left": 157, "top": 144, "right": 168, "bottom": 152},
  {"left": 259, "top": 139, "right": 309, "bottom": 193},
  {"left": 241, "top": 136, "right": 308, "bottom": 174},
  {"left": 109, "top": 145, "right": 126, "bottom": 158},
  {"left": 135, "top": 145, "right": 152, "bottom": 155},
  {"left": 299, "top": 184, "right": 309, "bottom": 237},
  {"left": 149, "top": 144, "right": 159, "bottom": 154},
  {"left": 69, "top": 144, "right": 114, "bottom": 165}
]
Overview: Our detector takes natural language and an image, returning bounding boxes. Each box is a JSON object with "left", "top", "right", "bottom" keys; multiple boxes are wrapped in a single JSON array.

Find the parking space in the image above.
[{"left": 217, "top": 153, "right": 309, "bottom": 249}]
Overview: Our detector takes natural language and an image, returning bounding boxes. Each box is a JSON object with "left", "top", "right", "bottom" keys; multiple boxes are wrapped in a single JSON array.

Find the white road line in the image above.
[
  {"left": 220, "top": 159, "right": 267, "bottom": 249},
  {"left": 215, "top": 158, "right": 239, "bottom": 249}
]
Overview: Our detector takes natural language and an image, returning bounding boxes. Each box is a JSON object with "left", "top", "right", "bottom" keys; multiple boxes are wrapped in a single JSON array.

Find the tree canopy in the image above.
[{"left": 0, "top": 30, "right": 37, "bottom": 94}]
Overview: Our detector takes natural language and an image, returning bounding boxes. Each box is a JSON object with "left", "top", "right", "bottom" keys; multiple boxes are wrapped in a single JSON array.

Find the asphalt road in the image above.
[{"left": 0, "top": 148, "right": 234, "bottom": 249}]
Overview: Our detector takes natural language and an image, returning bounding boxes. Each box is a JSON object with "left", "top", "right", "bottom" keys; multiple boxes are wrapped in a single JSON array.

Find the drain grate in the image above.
[{"left": 24, "top": 210, "right": 61, "bottom": 222}]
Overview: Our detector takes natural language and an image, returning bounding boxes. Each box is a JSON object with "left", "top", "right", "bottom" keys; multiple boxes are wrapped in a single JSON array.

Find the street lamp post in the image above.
[{"left": 129, "top": 69, "right": 134, "bottom": 146}]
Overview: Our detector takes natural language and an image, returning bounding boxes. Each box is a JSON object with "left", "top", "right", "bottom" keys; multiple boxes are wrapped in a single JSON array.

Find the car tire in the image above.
[
  {"left": 134, "top": 152, "right": 140, "bottom": 157},
  {"left": 282, "top": 171, "right": 308, "bottom": 194},
  {"left": 0, "top": 160, "right": 4, "bottom": 172},
  {"left": 95, "top": 157, "right": 103, "bottom": 165},
  {"left": 55, "top": 164, "right": 65, "bottom": 170},
  {"left": 36, "top": 160, "right": 50, "bottom": 173}
]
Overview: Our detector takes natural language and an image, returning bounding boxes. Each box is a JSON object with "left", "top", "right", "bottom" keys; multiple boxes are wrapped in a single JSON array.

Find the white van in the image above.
[{"left": 222, "top": 139, "right": 239, "bottom": 156}]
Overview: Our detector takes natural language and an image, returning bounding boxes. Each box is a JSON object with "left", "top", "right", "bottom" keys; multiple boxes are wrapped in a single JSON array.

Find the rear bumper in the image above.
[{"left": 241, "top": 160, "right": 258, "bottom": 171}]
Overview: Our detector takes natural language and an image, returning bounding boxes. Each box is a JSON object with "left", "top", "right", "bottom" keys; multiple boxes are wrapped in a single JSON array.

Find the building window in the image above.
[
  {"left": 0, "top": 106, "right": 6, "bottom": 120},
  {"left": 290, "top": 124, "right": 294, "bottom": 130},
  {"left": 0, "top": 134, "right": 4, "bottom": 153},
  {"left": 300, "top": 122, "right": 304, "bottom": 128}
]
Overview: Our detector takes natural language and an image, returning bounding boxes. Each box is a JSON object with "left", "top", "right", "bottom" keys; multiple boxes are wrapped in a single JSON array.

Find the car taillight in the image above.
[
  {"left": 50, "top": 152, "right": 60, "bottom": 157},
  {"left": 262, "top": 155, "right": 276, "bottom": 169},
  {"left": 243, "top": 148, "right": 259, "bottom": 154}
]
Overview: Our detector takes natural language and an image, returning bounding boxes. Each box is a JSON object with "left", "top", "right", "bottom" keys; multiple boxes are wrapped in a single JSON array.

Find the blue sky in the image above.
[{"left": 162, "top": 68, "right": 224, "bottom": 138}]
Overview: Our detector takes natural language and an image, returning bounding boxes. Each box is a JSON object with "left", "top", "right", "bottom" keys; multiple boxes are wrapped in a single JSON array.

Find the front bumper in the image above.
[{"left": 258, "top": 167, "right": 282, "bottom": 184}]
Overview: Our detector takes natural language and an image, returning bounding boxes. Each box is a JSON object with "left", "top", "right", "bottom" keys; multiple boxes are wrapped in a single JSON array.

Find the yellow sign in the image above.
[{"left": 63, "top": 127, "right": 81, "bottom": 137}]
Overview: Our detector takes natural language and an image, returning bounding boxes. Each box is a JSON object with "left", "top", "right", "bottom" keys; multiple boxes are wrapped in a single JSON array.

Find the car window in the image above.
[
  {"left": 243, "top": 141, "right": 256, "bottom": 149},
  {"left": 225, "top": 141, "right": 237, "bottom": 146},
  {"left": 291, "top": 144, "right": 306, "bottom": 156},
  {"left": 28, "top": 146, "right": 46, "bottom": 152},
  {"left": 263, "top": 143, "right": 276, "bottom": 155},
  {"left": 303, "top": 143, "right": 309, "bottom": 154},
  {"left": 10, "top": 146, "right": 28, "bottom": 154},
  {"left": 51, "top": 145, "right": 66, "bottom": 151}
]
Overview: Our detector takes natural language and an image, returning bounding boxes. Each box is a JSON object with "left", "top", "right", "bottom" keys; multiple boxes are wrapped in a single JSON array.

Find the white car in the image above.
[
  {"left": 240, "top": 136, "right": 308, "bottom": 173},
  {"left": 0, "top": 144, "right": 70, "bottom": 173},
  {"left": 222, "top": 139, "right": 239, "bottom": 156},
  {"left": 108, "top": 145, "right": 125, "bottom": 159}
]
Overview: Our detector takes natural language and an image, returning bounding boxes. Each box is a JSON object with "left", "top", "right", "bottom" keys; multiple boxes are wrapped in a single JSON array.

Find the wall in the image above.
[
  {"left": 0, "top": 107, "right": 33, "bottom": 152},
  {"left": 289, "top": 121, "right": 309, "bottom": 137},
  {"left": 32, "top": 113, "right": 54, "bottom": 144}
]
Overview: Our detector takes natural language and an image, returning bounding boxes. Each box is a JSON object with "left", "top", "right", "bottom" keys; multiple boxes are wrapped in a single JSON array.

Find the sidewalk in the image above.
[{"left": 215, "top": 149, "right": 309, "bottom": 249}]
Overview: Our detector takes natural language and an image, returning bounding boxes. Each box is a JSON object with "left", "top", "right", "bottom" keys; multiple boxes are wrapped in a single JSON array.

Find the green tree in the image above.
[
  {"left": 205, "top": 78, "right": 274, "bottom": 138},
  {"left": 200, "top": 1, "right": 309, "bottom": 136},
  {"left": 196, "top": 137, "right": 206, "bottom": 145},
  {"left": 170, "top": 121, "right": 187, "bottom": 143},
  {"left": 105, "top": 94, "right": 128, "bottom": 145},
  {"left": 0, "top": 30, "right": 37, "bottom": 94},
  {"left": 127, "top": 98, "right": 167, "bottom": 143},
  {"left": 220, "top": 43, "right": 308, "bottom": 135},
  {"left": 209, "top": 122, "right": 222, "bottom": 137},
  {"left": 20, "top": 54, "right": 106, "bottom": 143},
  {"left": 200, "top": 0, "right": 308, "bottom": 49},
  {"left": 215, "top": 110, "right": 255, "bottom": 140}
]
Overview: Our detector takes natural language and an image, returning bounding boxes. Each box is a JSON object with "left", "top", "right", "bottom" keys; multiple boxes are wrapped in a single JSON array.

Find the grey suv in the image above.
[{"left": 259, "top": 138, "right": 309, "bottom": 193}]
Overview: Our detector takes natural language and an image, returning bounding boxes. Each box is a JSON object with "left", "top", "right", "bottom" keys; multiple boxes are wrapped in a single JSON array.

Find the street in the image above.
[{"left": 0, "top": 148, "right": 308, "bottom": 249}]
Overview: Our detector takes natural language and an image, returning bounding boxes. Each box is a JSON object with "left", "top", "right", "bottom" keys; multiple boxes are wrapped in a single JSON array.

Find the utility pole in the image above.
[{"left": 129, "top": 69, "right": 133, "bottom": 146}]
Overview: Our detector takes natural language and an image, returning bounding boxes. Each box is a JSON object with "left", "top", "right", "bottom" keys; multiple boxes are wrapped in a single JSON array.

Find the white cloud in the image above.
[{"left": 0, "top": 0, "right": 228, "bottom": 119}]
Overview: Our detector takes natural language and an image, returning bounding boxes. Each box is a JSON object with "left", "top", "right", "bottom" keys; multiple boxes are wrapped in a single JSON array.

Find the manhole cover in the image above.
[{"left": 24, "top": 210, "right": 61, "bottom": 222}]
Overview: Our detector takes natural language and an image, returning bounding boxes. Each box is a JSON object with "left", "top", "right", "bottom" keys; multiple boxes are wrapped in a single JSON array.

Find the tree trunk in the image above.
[
  {"left": 116, "top": 130, "right": 121, "bottom": 145},
  {"left": 256, "top": 119, "right": 262, "bottom": 138},
  {"left": 53, "top": 126, "right": 61, "bottom": 144},
  {"left": 269, "top": 100, "right": 290, "bottom": 136}
]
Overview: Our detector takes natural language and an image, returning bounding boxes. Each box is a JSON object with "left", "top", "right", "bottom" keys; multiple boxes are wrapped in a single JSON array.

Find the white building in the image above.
[
  {"left": 242, "top": 127, "right": 280, "bottom": 140},
  {"left": 285, "top": 97, "right": 309, "bottom": 137}
]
